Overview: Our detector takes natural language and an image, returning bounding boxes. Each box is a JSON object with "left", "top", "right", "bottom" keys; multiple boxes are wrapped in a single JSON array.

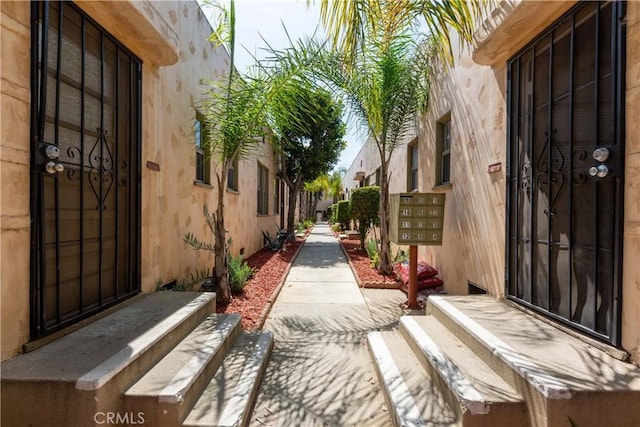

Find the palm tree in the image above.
[
  {"left": 312, "top": 0, "right": 485, "bottom": 274},
  {"left": 188, "top": 0, "right": 323, "bottom": 302},
  {"left": 329, "top": 168, "right": 345, "bottom": 203},
  {"left": 318, "top": 0, "right": 485, "bottom": 66},
  {"left": 304, "top": 174, "right": 331, "bottom": 219},
  {"left": 307, "top": 10, "right": 429, "bottom": 273}
]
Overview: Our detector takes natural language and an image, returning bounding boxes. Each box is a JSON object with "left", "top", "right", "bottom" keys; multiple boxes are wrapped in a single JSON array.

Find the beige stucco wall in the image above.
[
  {"left": 416, "top": 36, "right": 507, "bottom": 298},
  {"left": 342, "top": 1, "right": 640, "bottom": 362},
  {"left": 622, "top": 0, "right": 640, "bottom": 363},
  {"left": 0, "top": 0, "right": 284, "bottom": 361},
  {"left": 1, "top": 0, "right": 32, "bottom": 362},
  {"left": 420, "top": 1, "right": 640, "bottom": 363}
]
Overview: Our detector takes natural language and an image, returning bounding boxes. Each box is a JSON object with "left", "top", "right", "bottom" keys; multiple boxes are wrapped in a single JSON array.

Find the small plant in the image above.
[
  {"left": 394, "top": 248, "right": 408, "bottom": 262},
  {"left": 369, "top": 252, "right": 380, "bottom": 269},
  {"left": 365, "top": 237, "right": 380, "bottom": 268},
  {"left": 227, "top": 253, "right": 255, "bottom": 294},
  {"left": 296, "top": 222, "right": 305, "bottom": 233},
  {"left": 303, "top": 218, "right": 314, "bottom": 230},
  {"left": 331, "top": 223, "right": 342, "bottom": 233},
  {"left": 176, "top": 268, "right": 210, "bottom": 291}
]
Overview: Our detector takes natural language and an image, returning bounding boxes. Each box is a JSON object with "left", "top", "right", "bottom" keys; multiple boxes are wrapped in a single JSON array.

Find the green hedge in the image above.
[
  {"left": 335, "top": 200, "right": 351, "bottom": 229},
  {"left": 349, "top": 186, "right": 380, "bottom": 248}
]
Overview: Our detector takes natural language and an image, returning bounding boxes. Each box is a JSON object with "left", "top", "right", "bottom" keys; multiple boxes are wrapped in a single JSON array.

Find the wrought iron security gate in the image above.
[
  {"left": 506, "top": 1, "right": 625, "bottom": 345},
  {"left": 30, "top": 1, "right": 141, "bottom": 337}
]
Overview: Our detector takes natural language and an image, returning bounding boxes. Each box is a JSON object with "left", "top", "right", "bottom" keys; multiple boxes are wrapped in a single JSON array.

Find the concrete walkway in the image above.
[{"left": 250, "top": 222, "right": 405, "bottom": 427}]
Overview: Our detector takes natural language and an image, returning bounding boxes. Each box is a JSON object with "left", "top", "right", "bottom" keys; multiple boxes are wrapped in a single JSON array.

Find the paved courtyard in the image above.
[{"left": 250, "top": 222, "right": 406, "bottom": 427}]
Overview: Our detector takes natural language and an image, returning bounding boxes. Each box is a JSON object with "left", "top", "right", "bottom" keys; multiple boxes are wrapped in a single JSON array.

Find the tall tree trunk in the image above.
[
  {"left": 310, "top": 192, "right": 319, "bottom": 221},
  {"left": 214, "top": 174, "right": 231, "bottom": 303},
  {"left": 378, "top": 161, "right": 392, "bottom": 274},
  {"left": 286, "top": 182, "right": 300, "bottom": 237}
]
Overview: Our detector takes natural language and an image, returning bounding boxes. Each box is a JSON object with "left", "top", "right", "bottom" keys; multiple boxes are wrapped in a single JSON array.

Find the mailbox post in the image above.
[{"left": 389, "top": 193, "right": 446, "bottom": 308}]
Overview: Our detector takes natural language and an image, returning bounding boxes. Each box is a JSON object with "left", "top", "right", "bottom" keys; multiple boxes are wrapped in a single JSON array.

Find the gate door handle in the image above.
[
  {"left": 45, "top": 161, "right": 64, "bottom": 174},
  {"left": 589, "top": 164, "right": 608, "bottom": 178}
]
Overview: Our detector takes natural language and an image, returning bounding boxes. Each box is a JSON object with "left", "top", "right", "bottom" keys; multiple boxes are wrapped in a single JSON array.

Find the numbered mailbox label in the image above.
[
  {"left": 400, "top": 196, "right": 413, "bottom": 205},
  {"left": 414, "top": 195, "right": 427, "bottom": 205},
  {"left": 425, "top": 218, "right": 443, "bottom": 229},
  {"left": 400, "top": 208, "right": 413, "bottom": 217},
  {"left": 400, "top": 232, "right": 412, "bottom": 241},
  {"left": 425, "top": 231, "right": 443, "bottom": 243},
  {"left": 425, "top": 206, "right": 444, "bottom": 218},
  {"left": 413, "top": 208, "right": 426, "bottom": 217},
  {"left": 426, "top": 194, "right": 445, "bottom": 206},
  {"left": 399, "top": 220, "right": 441, "bottom": 230}
]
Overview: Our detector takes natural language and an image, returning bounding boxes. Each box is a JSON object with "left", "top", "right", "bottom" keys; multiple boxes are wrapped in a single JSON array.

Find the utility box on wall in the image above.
[{"left": 389, "top": 193, "right": 446, "bottom": 245}]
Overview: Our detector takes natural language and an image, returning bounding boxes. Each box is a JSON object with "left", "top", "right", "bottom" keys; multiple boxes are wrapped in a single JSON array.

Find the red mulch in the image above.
[
  {"left": 340, "top": 240, "right": 399, "bottom": 288},
  {"left": 216, "top": 237, "right": 304, "bottom": 329}
]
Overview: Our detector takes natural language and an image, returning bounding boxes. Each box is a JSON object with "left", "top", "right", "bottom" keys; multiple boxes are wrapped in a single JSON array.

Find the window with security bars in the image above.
[{"left": 257, "top": 163, "right": 269, "bottom": 215}]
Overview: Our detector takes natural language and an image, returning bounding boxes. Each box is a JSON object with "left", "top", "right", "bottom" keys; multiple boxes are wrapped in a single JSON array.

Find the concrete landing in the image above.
[{"left": 1, "top": 292, "right": 215, "bottom": 384}]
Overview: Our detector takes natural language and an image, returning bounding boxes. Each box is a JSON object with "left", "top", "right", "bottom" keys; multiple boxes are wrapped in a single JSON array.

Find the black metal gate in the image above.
[
  {"left": 30, "top": 1, "right": 141, "bottom": 337},
  {"left": 506, "top": 1, "right": 625, "bottom": 345}
]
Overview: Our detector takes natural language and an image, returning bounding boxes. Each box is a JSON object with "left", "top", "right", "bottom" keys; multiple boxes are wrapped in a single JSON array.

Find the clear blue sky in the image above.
[{"left": 198, "top": 0, "right": 364, "bottom": 171}]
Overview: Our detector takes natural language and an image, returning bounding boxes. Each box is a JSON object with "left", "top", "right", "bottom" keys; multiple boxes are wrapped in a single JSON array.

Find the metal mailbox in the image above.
[{"left": 389, "top": 193, "right": 445, "bottom": 245}]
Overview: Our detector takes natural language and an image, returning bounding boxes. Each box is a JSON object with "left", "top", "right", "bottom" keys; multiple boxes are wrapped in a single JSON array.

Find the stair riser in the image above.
[
  {"left": 124, "top": 322, "right": 242, "bottom": 427},
  {"left": 400, "top": 318, "right": 530, "bottom": 427},
  {"left": 428, "top": 302, "right": 524, "bottom": 385},
  {"left": 234, "top": 338, "right": 274, "bottom": 427},
  {"left": 427, "top": 302, "right": 557, "bottom": 427},
  {"left": 399, "top": 323, "right": 465, "bottom": 421},
  {"left": 366, "top": 341, "right": 409, "bottom": 427},
  {"left": 0, "top": 297, "right": 216, "bottom": 427}
]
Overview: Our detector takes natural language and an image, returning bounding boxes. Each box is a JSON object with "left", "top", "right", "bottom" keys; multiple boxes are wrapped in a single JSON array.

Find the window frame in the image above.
[
  {"left": 408, "top": 139, "right": 419, "bottom": 191},
  {"left": 436, "top": 113, "right": 452, "bottom": 185},
  {"left": 227, "top": 158, "right": 239, "bottom": 192},
  {"left": 257, "top": 162, "right": 269, "bottom": 215},
  {"left": 194, "top": 113, "right": 211, "bottom": 185}
]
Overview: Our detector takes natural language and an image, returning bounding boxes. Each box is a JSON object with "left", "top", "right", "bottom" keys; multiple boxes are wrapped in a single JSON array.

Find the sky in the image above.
[{"left": 199, "top": 0, "right": 365, "bottom": 171}]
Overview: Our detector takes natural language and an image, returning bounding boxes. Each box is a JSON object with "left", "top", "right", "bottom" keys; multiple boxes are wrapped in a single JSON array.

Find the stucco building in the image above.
[
  {"left": 349, "top": 1, "right": 640, "bottom": 365},
  {"left": 1, "top": 0, "right": 288, "bottom": 362}
]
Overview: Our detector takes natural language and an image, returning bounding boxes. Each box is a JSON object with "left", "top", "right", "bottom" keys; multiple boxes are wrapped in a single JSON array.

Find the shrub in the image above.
[
  {"left": 228, "top": 254, "right": 255, "bottom": 294},
  {"left": 329, "top": 203, "right": 338, "bottom": 224},
  {"left": 303, "top": 218, "right": 314, "bottom": 229},
  {"left": 335, "top": 200, "right": 351, "bottom": 230},
  {"left": 331, "top": 223, "right": 341, "bottom": 233},
  {"left": 326, "top": 205, "right": 334, "bottom": 223},
  {"left": 349, "top": 186, "right": 380, "bottom": 249}
]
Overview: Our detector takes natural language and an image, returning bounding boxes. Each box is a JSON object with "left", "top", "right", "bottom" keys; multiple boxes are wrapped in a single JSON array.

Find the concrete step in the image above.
[
  {"left": 1, "top": 292, "right": 216, "bottom": 427},
  {"left": 366, "top": 330, "right": 458, "bottom": 427},
  {"left": 399, "top": 315, "right": 527, "bottom": 426},
  {"left": 426, "top": 295, "right": 640, "bottom": 427},
  {"left": 124, "top": 314, "right": 242, "bottom": 426},
  {"left": 183, "top": 331, "right": 274, "bottom": 427}
]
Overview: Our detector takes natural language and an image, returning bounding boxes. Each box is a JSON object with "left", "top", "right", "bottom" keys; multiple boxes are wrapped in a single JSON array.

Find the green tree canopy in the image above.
[{"left": 273, "top": 82, "right": 347, "bottom": 235}]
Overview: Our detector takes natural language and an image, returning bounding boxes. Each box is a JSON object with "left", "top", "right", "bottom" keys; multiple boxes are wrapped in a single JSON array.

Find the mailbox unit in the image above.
[{"left": 389, "top": 193, "right": 446, "bottom": 245}]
